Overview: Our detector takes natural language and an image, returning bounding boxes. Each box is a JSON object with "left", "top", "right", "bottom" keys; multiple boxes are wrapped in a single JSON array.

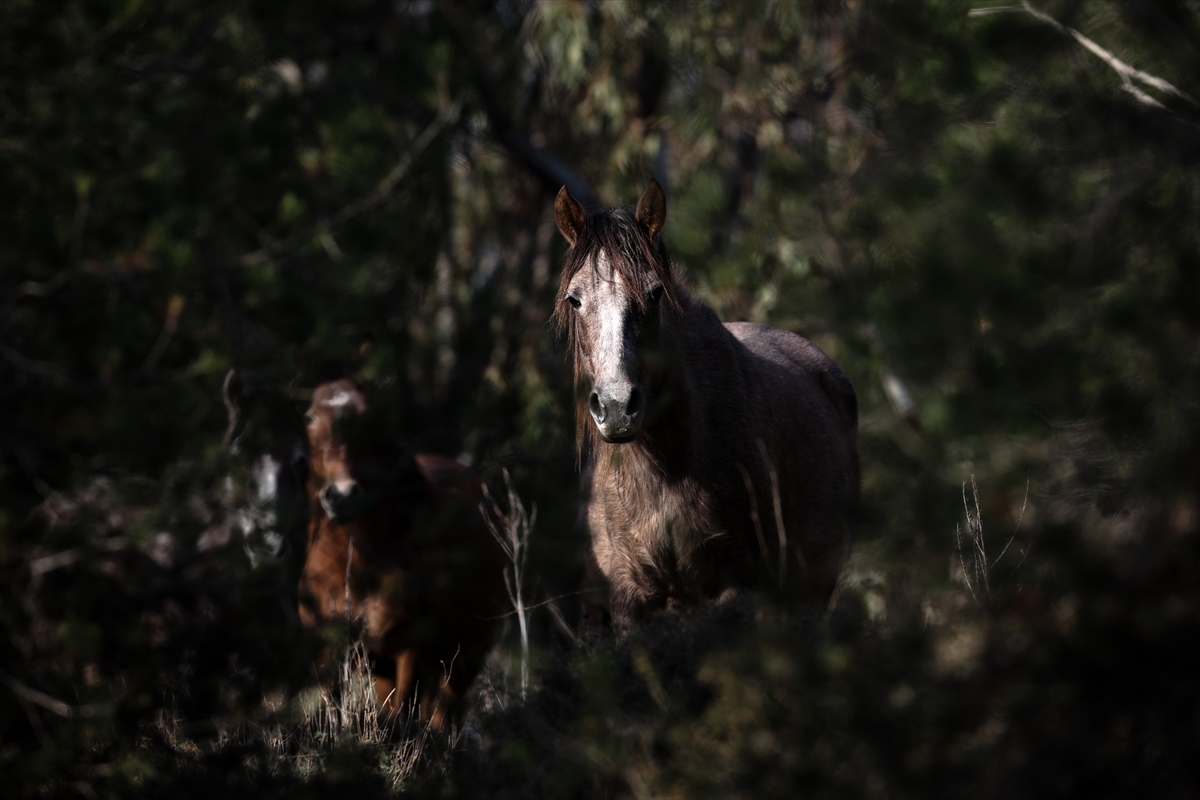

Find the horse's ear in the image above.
[
  {"left": 555, "top": 185, "right": 586, "bottom": 247},
  {"left": 635, "top": 179, "right": 666, "bottom": 239},
  {"left": 223, "top": 369, "right": 246, "bottom": 445}
]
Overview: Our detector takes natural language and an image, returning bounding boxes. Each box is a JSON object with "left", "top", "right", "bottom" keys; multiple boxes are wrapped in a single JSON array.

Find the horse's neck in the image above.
[
  {"left": 636, "top": 294, "right": 743, "bottom": 474},
  {"left": 307, "top": 491, "right": 406, "bottom": 566}
]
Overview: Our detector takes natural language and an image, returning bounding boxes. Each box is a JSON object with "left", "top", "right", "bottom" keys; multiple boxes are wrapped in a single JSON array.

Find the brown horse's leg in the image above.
[
  {"left": 387, "top": 649, "right": 417, "bottom": 717},
  {"left": 372, "top": 671, "right": 398, "bottom": 714},
  {"left": 425, "top": 682, "right": 458, "bottom": 732}
]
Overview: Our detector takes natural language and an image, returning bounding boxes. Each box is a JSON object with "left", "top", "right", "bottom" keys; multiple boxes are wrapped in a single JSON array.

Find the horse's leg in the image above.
[
  {"left": 579, "top": 551, "right": 612, "bottom": 641},
  {"left": 372, "top": 668, "right": 398, "bottom": 715},
  {"left": 425, "top": 680, "right": 459, "bottom": 732},
  {"left": 388, "top": 649, "right": 418, "bottom": 717}
]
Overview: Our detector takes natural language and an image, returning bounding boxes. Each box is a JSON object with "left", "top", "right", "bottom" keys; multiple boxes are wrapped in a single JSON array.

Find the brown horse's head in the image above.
[
  {"left": 304, "top": 378, "right": 374, "bottom": 523},
  {"left": 554, "top": 180, "right": 683, "bottom": 448}
]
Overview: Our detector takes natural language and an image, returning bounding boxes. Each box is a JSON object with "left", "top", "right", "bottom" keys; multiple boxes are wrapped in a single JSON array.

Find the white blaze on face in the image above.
[
  {"left": 572, "top": 251, "right": 644, "bottom": 439},
  {"left": 315, "top": 392, "right": 358, "bottom": 496},
  {"left": 586, "top": 252, "right": 636, "bottom": 398},
  {"left": 327, "top": 390, "right": 355, "bottom": 408}
]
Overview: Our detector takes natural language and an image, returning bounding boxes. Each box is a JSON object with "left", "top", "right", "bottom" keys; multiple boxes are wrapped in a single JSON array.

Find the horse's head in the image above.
[
  {"left": 223, "top": 369, "right": 308, "bottom": 567},
  {"left": 304, "top": 377, "right": 376, "bottom": 523},
  {"left": 554, "top": 180, "right": 680, "bottom": 444}
]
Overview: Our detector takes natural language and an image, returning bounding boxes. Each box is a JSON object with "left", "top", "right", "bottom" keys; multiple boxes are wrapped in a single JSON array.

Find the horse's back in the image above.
[
  {"left": 409, "top": 453, "right": 507, "bottom": 615},
  {"left": 724, "top": 322, "right": 858, "bottom": 433},
  {"left": 413, "top": 453, "right": 485, "bottom": 499}
]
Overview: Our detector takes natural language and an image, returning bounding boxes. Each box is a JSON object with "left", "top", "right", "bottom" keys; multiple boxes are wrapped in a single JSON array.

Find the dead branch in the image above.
[
  {"left": 991, "top": 477, "right": 1030, "bottom": 568},
  {"left": 970, "top": 2, "right": 1199, "bottom": 110},
  {"left": 0, "top": 668, "right": 109, "bottom": 719}
]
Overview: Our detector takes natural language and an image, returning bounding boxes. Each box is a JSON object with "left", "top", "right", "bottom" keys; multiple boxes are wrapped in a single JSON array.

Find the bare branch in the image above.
[
  {"left": 971, "top": 3, "right": 1198, "bottom": 110},
  {"left": 0, "top": 668, "right": 109, "bottom": 719},
  {"left": 991, "top": 477, "right": 1030, "bottom": 568},
  {"left": 756, "top": 438, "right": 805, "bottom": 590},
  {"left": 961, "top": 475, "right": 991, "bottom": 599},
  {"left": 28, "top": 537, "right": 130, "bottom": 577},
  {"left": 955, "top": 521, "right": 979, "bottom": 606},
  {"left": 482, "top": 470, "right": 535, "bottom": 699},
  {"left": 543, "top": 591, "right": 581, "bottom": 648},
  {"left": 955, "top": 476, "right": 991, "bottom": 605},
  {"left": 435, "top": 0, "right": 598, "bottom": 206},
  {"left": 967, "top": 6, "right": 1023, "bottom": 17},
  {"left": 736, "top": 463, "right": 770, "bottom": 565}
]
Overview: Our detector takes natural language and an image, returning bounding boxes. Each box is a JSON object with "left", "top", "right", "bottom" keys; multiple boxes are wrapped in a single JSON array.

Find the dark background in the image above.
[{"left": 2, "top": 1, "right": 1197, "bottom": 797}]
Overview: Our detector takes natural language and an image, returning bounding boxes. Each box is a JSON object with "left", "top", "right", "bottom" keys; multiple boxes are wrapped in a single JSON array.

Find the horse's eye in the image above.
[
  {"left": 649, "top": 285, "right": 664, "bottom": 303},
  {"left": 566, "top": 293, "right": 582, "bottom": 309},
  {"left": 303, "top": 414, "right": 315, "bottom": 426}
]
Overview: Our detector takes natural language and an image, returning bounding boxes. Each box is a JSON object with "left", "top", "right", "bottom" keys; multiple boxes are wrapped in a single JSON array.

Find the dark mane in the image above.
[{"left": 552, "top": 207, "right": 683, "bottom": 460}]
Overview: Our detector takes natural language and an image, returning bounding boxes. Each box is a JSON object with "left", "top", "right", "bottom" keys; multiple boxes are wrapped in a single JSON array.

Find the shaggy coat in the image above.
[
  {"left": 555, "top": 182, "right": 859, "bottom": 628},
  {"left": 297, "top": 378, "right": 506, "bottom": 729}
]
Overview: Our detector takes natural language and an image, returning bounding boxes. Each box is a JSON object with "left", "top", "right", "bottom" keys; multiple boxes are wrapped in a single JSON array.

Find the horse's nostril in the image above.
[
  {"left": 627, "top": 387, "right": 643, "bottom": 418},
  {"left": 589, "top": 391, "right": 605, "bottom": 422}
]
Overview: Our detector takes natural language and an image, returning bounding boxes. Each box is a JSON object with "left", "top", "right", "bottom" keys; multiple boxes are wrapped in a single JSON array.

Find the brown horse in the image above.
[
  {"left": 297, "top": 377, "right": 507, "bottom": 729},
  {"left": 555, "top": 181, "right": 860, "bottom": 628}
]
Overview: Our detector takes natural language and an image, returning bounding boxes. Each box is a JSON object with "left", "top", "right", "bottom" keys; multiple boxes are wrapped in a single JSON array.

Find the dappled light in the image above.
[{"left": 2, "top": 1, "right": 1196, "bottom": 798}]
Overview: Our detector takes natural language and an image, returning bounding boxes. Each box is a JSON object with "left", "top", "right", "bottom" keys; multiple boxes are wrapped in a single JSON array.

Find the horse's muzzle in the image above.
[
  {"left": 589, "top": 384, "right": 645, "bottom": 442},
  {"left": 320, "top": 481, "right": 366, "bottom": 522}
]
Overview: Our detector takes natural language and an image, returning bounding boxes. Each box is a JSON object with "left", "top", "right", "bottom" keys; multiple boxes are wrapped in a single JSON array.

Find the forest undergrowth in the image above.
[
  {"left": 7, "top": 423, "right": 1196, "bottom": 799},
  {"left": 3, "top": 1, "right": 1198, "bottom": 797}
]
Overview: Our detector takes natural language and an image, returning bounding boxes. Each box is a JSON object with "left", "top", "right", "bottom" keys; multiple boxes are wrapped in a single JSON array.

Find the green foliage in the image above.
[{"left": 2, "top": 0, "right": 1197, "bottom": 797}]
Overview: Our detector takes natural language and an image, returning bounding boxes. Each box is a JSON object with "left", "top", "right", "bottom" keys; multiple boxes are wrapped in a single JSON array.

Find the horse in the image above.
[
  {"left": 297, "top": 376, "right": 507, "bottom": 730},
  {"left": 553, "top": 180, "right": 860, "bottom": 628},
  {"left": 221, "top": 369, "right": 309, "bottom": 568}
]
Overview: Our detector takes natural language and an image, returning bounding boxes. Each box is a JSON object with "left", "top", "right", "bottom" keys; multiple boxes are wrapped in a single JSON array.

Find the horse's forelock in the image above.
[{"left": 554, "top": 209, "right": 679, "bottom": 337}]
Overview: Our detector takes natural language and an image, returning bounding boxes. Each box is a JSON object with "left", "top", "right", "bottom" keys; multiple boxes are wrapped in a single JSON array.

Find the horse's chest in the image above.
[{"left": 591, "top": 478, "right": 717, "bottom": 592}]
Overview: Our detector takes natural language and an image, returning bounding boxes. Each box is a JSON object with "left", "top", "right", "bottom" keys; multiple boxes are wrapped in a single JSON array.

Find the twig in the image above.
[
  {"left": 736, "top": 463, "right": 770, "bottom": 565},
  {"left": 0, "top": 668, "right": 109, "bottom": 719},
  {"left": 968, "top": 476, "right": 990, "bottom": 598},
  {"left": 140, "top": 294, "right": 185, "bottom": 373},
  {"left": 991, "top": 477, "right": 1029, "bottom": 568},
  {"left": 954, "top": 521, "right": 979, "bottom": 606},
  {"left": 757, "top": 439, "right": 801, "bottom": 589},
  {"left": 28, "top": 537, "right": 131, "bottom": 577},
  {"left": 483, "top": 470, "right": 535, "bottom": 700},
  {"left": 543, "top": 590, "right": 581, "bottom": 647},
  {"left": 970, "top": 2, "right": 1199, "bottom": 110},
  {"left": 955, "top": 475, "right": 992, "bottom": 605}
]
